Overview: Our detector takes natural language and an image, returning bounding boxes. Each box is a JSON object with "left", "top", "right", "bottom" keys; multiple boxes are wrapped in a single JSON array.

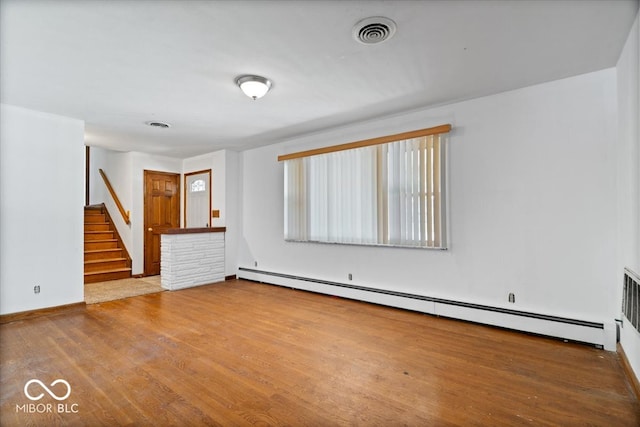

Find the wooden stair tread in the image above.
[
  {"left": 84, "top": 267, "right": 132, "bottom": 276},
  {"left": 85, "top": 240, "right": 119, "bottom": 250},
  {"left": 84, "top": 248, "right": 122, "bottom": 254},
  {"left": 84, "top": 216, "right": 106, "bottom": 222},
  {"left": 84, "top": 258, "right": 128, "bottom": 265}
]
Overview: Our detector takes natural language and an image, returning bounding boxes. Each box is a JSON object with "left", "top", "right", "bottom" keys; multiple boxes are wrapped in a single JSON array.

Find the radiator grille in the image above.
[{"left": 623, "top": 268, "right": 640, "bottom": 331}]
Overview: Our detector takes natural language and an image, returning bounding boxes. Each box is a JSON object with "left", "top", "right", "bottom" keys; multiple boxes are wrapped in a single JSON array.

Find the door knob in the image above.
[{"left": 148, "top": 227, "right": 153, "bottom": 231}]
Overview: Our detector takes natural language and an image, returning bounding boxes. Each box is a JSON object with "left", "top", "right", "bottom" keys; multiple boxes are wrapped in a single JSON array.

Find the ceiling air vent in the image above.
[
  {"left": 352, "top": 16, "right": 396, "bottom": 45},
  {"left": 146, "top": 121, "right": 171, "bottom": 128}
]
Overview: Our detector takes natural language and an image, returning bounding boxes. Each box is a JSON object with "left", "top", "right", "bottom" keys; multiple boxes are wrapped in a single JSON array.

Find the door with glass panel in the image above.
[{"left": 184, "top": 169, "right": 211, "bottom": 228}]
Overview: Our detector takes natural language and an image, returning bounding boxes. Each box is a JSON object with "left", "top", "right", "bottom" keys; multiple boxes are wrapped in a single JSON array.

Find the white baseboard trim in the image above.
[{"left": 238, "top": 267, "right": 615, "bottom": 351}]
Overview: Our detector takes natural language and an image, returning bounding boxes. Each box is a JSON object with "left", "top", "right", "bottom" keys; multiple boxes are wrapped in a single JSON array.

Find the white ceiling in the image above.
[{"left": 1, "top": 0, "right": 637, "bottom": 158}]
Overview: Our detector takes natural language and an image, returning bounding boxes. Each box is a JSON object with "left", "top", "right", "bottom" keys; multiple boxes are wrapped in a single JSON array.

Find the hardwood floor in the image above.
[{"left": 1, "top": 279, "right": 638, "bottom": 426}]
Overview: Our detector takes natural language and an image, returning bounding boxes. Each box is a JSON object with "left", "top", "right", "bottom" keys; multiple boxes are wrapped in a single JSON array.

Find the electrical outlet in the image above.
[
  {"left": 508, "top": 293, "right": 515, "bottom": 303},
  {"left": 34, "top": 285, "right": 40, "bottom": 294},
  {"left": 348, "top": 273, "right": 353, "bottom": 281},
  {"left": 254, "top": 261, "right": 258, "bottom": 267}
]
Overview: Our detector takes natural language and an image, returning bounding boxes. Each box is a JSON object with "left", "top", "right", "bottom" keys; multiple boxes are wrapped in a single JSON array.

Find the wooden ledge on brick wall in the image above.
[
  {"left": 164, "top": 227, "right": 226, "bottom": 234},
  {"left": 0, "top": 302, "right": 86, "bottom": 324}
]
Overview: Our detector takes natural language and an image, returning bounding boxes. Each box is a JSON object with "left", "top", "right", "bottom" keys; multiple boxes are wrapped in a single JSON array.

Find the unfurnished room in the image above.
[{"left": 1, "top": 0, "right": 639, "bottom": 425}]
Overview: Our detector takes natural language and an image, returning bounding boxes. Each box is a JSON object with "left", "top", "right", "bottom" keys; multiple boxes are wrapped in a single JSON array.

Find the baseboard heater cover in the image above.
[{"left": 238, "top": 267, "right": 611, "bottom": 349}]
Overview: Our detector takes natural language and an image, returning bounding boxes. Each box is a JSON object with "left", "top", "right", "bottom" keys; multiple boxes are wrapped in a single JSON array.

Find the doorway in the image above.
[
  {"left": 144, "top": 170, "right": 180, "bottom": 276},
  {"left": 184, "top": 169, "right": 212, "bottom": 228}
]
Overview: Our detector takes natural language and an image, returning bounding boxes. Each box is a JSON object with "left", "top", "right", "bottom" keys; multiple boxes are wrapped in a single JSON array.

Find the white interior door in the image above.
[{"left": 185, "top": 171, "right": 211, "bottom": 228}]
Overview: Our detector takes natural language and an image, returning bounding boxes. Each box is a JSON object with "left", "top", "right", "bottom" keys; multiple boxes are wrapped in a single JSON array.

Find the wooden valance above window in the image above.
[{"left": 277, "top": 124, "right": 452, "bottom": 162}]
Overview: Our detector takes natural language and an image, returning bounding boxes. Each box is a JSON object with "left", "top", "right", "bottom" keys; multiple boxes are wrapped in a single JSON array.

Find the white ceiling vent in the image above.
[
  {"left": 146, "top": 121, "right": 171, "bottom": 128},
  {"left": 353, "top": 16, "right": 396, "bottom": 45}
]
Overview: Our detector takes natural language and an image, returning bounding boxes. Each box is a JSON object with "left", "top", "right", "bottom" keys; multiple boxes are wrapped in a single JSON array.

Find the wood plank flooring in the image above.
[{"left": 1, "top": 279, "right": 638, "bottom": 426}]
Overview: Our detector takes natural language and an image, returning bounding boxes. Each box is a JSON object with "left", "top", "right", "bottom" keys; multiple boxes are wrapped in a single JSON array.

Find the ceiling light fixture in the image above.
[{"left": 236, "top": 75, "right": 272, "bottom": 100}]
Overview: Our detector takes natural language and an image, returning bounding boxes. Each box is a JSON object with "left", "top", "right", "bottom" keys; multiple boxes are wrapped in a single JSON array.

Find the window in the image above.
[
  {"left": 281, "top": 125, "right": 450, "bottom": 249},
  {"left": 190, "top": 179, "right": 206, "bottom": 193}
]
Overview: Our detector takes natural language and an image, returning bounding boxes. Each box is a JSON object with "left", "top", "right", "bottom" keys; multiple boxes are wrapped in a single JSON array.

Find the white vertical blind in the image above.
[{"left": 284, "top": 132, "right": 447, "bottom": 248}]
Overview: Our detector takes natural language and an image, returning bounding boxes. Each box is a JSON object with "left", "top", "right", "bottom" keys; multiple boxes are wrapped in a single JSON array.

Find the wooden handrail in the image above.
[{"left": 98, "top": 169, "right": 130, "bottom": 225}]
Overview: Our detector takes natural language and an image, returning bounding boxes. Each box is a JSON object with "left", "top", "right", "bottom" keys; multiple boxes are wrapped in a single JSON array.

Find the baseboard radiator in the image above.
[
  {"left": 238, "top": 267, "right": 612, "bottom": 350},
  {"left": 623, "top": 268, "right": 639, "bottom": 333}
]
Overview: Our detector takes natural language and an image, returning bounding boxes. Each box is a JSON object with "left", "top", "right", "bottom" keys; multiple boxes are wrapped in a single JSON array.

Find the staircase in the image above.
[{"left": 84, "top": 205, "right": 132, "bottom": 283}]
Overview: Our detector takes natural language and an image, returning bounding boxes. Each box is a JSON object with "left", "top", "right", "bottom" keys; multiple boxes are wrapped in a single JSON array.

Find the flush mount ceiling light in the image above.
[
  {"left": 236, "top": 75, "right": 272, "bottom": 100},
  {"left": 146, "top": 121, "right": 171, "bottom": 128},
  {"left": 352, "top": 16, "right": 397, "bottom": 45}
]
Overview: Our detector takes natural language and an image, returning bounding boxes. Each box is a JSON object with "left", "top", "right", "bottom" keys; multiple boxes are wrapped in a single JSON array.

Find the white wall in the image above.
[
  {"left": 183, "top": 150, "right": 226, "bottom": 228},
  {"left": 182, "top": 149, "right": 240, "bottom": 276},
  {"left": 89, "top": 146, "right": 134, "bottom": 256},
  {"left": 617, "top": 12, "right": 640, "bottom": 381},
  {"left": 224, "top": 150, "right": 240, "bottom": 276},
  {"left": 240, "top": 69, "right": 618, "bottom": 334},
  {"left": 617, "top": 13, "right": 640, "bottom": 281},
  {"left": 0, "top": 104, "right": 84, "bottom": 314}
]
